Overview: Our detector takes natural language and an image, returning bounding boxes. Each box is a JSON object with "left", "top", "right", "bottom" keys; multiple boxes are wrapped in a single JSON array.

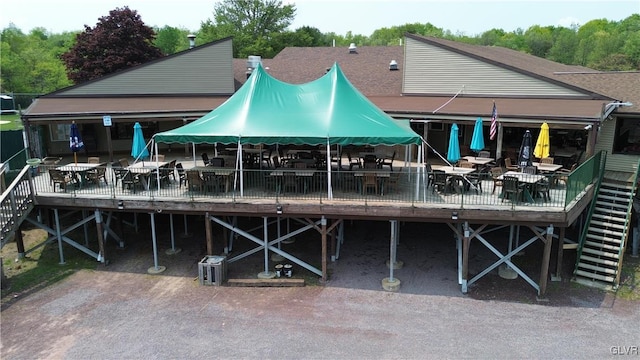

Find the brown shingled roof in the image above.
[
  {"left": 233, "top": 45, "right": 404, "bottom": 96},
  {"left": 554, "top": 72, "right": 640, "bottom": 113}
]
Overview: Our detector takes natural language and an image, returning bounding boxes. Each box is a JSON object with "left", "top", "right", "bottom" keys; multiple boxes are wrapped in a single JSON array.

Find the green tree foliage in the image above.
[
  {"left": 203, "top": 0, "right": 296, "bottom": 58},
  {"left": 61, "top": 6, "right": 164, "bottom": 83},
  {"left": 0, "top": 25, "right": 72, "bottom": 94},
  {"left": 154, "top": 26, "right": 190, "bottom": 54}
]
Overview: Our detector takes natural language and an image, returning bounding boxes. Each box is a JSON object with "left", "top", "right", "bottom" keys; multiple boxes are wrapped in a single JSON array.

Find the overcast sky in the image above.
[{"left": 1, "top": 0, "right": 638, "bottom": 36}]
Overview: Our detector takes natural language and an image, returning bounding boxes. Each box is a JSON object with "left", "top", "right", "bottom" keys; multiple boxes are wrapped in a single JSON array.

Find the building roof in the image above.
[{"left": 554, "top": 72, "right": 640, "bottom": 113}]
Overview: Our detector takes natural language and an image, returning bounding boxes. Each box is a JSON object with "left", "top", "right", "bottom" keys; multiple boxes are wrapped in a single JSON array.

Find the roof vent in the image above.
[
  {"left": 389, "top": 60, "right": 398, "bottom": 71},
  {"left": 325, "top": 67, "right": 331, "bottom": 73},
  {"left": 348, "top": 43, "right": 357, "bottom": 53},
  {"left": 247, "top": 55, "right": 262, "bottom": 69},
  {"left": 187, "top": 34, "right": 196, "bottom": 49}
]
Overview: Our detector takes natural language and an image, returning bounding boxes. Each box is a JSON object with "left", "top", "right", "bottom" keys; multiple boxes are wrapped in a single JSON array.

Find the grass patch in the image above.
[
  {"left": 0, "top": 113, "right": 23, "bottom": 131},
  {"left": 617, "top": 255, "right": 640, "bottom": 301},
  {"left": 1, "top": 227, "right": 97, "bottom": 305}
]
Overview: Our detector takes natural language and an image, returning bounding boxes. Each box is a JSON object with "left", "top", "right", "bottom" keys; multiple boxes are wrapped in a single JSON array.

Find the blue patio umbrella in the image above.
[
  {"left": 447, "top": 123, "right": 461, "bottom": 164},
  {"left": 470, "top": 117, "right": 485, "bottom": 154},
  {"left": 518, "top": 130, "right": 533, "bottom": 168},
  {"left": 131, "top": 122, "right": 150, "bottom": 160},
  {"left": 69, "top": 122, "right": 84, "bottom": 164}
]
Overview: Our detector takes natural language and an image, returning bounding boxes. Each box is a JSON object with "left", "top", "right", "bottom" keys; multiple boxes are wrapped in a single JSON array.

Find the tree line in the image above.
[{"left": 1, "top": 0, "right": 638, "bottom": 104}]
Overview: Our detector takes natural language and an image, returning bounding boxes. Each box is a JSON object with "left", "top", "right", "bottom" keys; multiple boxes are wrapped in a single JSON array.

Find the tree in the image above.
[
  {"left": 202, "top": 0, "right": 296, "bottom": 58},
  {"left": 61, "top": 6, "right": 163, "bottom": 83},
  {"left": 155, "top": 26, "right": 190, "bottom": 55}
]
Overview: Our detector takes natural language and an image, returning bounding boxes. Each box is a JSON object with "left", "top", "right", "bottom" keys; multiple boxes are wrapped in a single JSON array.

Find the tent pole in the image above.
[
  {"left": 326, "top": 140, "right": 333, "bottom": 200},
  {"left": 155, "top": 141, "right": 161, "bottom": 191},
  {"left": 192, "top": 143, "right": 196, "bottom": 166},
  {"left": 238, "top": 140, "right": 244, "bottom": 197}
]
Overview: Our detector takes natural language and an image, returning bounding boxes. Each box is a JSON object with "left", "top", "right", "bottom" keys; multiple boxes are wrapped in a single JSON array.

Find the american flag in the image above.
[{"left": 489, "top": 102, "right": 498, "bottom": 140}]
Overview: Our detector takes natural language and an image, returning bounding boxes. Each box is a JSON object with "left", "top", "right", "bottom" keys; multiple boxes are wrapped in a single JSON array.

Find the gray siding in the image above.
[
  {"left": 596, "top": 117, "right": 640, "bottom": 172},
  {"left": 403, "top": 38, "right": 585, "bottom": 97},
  {"left": 61, "top": 40, "right": 235, "bottom": 95}
]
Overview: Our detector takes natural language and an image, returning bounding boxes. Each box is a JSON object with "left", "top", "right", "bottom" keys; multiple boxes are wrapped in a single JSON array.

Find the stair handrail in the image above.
[
  {"left": 612, "top": 158, "right": 640, "bottom": 285},
  {"left": 0, "top": 165, "right": 36, "bottom": 247},
  {"left": 573, "top": 151, "right": 607, "bottom": 268}
]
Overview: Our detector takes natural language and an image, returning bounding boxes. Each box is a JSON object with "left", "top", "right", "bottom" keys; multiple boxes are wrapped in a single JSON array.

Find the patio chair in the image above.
[
  {"left": 119, "top": 170, "right": 142, "bottom": 192},
  {"left": 281, "top": 171, "right": 299, "bottom": 194},
  {"left": 49, "top": 169, "right": 76, "bottom": 192},
  {"left": 540, "top": 157, "right": 554, "bottom": 164},
  {"left": 209, "top": 157, "right": 225, "bottom": 167},
  {"left": 490, "top": 167, "right": 504, "bottom": 194},
  {"left": 201, "top": 153, "right": 210, "bottom": 166},
  {"left": 362, "top": 172, "right": 379, "bottom": 195},
  {"left": 346, "top": 152, "right": 361, "bottom": 170},
  {"left": 556, "top": 163, "right": 576, "bottom": 187},
  {"left": 152, "top": 154, "right": 165, "bottom": 162},
  {"left": 464, "top": 171, "right": 483, "bottom": 194},
  {"left": 385, "top": 172, "right": 401, "bottom": 194},
  {"left": 534, "top": 176, "right": 551, "bottom": 201},
  {"left": 87, "top": 157, "right": 100, "bottom": 164},
  {"left": 175, "top": 163, "right": 187, "bottom": 187},
  {"left": 522, "top": 165, "right": 537, "bottom": 174},
  {"left": 261, "top": 149, "right": 273, "bottom": 168},
  {"left": 431, "top": 170, "right": 451, "bottom": 194},
  {"left": 272, "top": 156, "right": 281, "bottom": 169},
  {"left": 501, "top": 176, "right": 524, "bottom": 203},
  {"left": 504, "top": 157, "right": 519, "bottom": 171},
  {"left": 186, "top": 170, "right": 205, "bottom": 192},
  {"left": 166, "top": 159, "right": 177, "bottom": 182},
  {"left": 118, "top": 158, "right": 130, "bottom": 167},
  {"left": 86, "top": 163, "right": 108, "bottom": 186},
  {"left": 478, "top": 150, "right": 491, "bottom": 158},
  {"left": 202, "top": 172, "right": 223, "bottom": 193},
  {"left": 425, "top": 163, "right": 434, "bottom": 189},
  {"left": 379, "top": 151, "right": 396, "bottom": 171}
]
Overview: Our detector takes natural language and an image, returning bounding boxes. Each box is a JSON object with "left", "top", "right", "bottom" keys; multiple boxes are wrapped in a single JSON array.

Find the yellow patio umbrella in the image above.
[{"left": 533, "top": 122, "right": 550, "bottom": 159}]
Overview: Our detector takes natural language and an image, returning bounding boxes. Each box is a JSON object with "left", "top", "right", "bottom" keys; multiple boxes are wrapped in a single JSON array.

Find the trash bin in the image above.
[
  {"left": 26, "top": 158, "right": 41, "bottom": 176},
  {"left": 198, "top": 255, "right": 227, "bottom": 286}
]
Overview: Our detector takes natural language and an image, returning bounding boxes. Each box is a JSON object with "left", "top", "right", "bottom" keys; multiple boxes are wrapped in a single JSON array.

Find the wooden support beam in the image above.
[
  {"left": 321, "top": 217, "right": 327, "bottom": 283},
  {"left": 205, "top": 212, "right": 213, "bottom": 255},
  {"left": 95, "top": 209, "right": 106, "bottom": 265},
  {"left": 462, "top": 222, "right": 471, "bottom": 293},
  {"left": 554, "top": 227, "right": 566, "bottom": 280},
  {"left": 539, "top": 225, "right": 554, "bottom": 296}
]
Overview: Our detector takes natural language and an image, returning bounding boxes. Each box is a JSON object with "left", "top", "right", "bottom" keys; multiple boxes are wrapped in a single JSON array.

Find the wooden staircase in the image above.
[
  {"left": 1, "top": 167, "right": 36, "bottom": 248},
  {"left": 573, "top": 178, "right": 635, "bottom": 290}
]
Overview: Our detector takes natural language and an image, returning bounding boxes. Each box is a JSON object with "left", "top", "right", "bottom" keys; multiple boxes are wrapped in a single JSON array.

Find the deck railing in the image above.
[{"left": 26, "top": 159, "right": 599, "bottom": 211}]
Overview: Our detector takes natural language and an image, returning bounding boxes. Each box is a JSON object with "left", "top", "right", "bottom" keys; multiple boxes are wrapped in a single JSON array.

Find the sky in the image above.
[{"left": 1, "top": 0, "right": 639, "bottom": 36}]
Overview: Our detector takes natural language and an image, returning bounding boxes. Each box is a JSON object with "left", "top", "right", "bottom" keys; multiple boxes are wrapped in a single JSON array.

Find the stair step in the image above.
[
  {"left": 575, "top": 269, "right": 616, "bottom": 283},
  {"left": 584, "top": 240, "right": 621, "bottom": 252},
  {"left": 600, "top": 182, "right": 634, "bottom": 190},
  {"left": 592, "top": 207, "right": 628, "bottom": 217},
  {"left": 587, "top": 227, "right": 625, "bottom": 238},
  {"left": 581, "top": 246, "right": 620, "bottom": 259},
  {"left": 576, "top": 262, "right": 619, "bottom": 275},
  {"left": 595, "top": 200, "right": 629, "bottom": 210},
  {"left": 579, "top": 254, "right": 619, "bottom": 266},
  {"left": 563, "top": 243, "right": 578, "bottom": 250},
  {"left": 585, "top": 233, "right": 622, "bottom": 244},
  {"left": 591, "top": 213, "right": 627, "bottom": 224},
  {"left": 589, "top": 220, "right": 627, "bottom": 230},
  {"left": 598, "top": 187, "right": 633, "bottom": 197},
  {"left": 572, "top": 277, "right": 615, "bottom": 291}
]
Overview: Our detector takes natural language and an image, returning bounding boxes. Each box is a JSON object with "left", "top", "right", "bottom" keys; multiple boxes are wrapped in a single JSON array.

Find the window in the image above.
[
  {"left": 110, "top": 121, "right": 158, "bottom": 140},
  {"left": 50, "top": 124, "right": 71, "bottom": 142},
  {"left": 613, "top": 117, "right": 640, "bottom": 155}
]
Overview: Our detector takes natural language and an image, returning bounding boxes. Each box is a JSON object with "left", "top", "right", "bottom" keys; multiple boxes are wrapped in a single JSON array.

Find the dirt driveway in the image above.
[{"left": 2, "top": 220, "right": 639, "bottom": 359}]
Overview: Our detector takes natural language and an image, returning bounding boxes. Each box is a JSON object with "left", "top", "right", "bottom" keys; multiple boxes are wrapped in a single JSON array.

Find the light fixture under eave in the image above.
[{"left": 603, "top": 101, "right": 634, "bottom": 119}]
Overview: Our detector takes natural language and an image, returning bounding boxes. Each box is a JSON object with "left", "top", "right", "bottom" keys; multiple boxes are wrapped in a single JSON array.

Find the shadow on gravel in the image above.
[{"left": 98, "top": 214, "right": 609, "bottom": 308}]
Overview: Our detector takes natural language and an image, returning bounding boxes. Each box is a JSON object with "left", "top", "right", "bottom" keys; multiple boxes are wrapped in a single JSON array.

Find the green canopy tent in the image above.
[{"left": 153, "top": 62, "right": 422, "bottom": 197}]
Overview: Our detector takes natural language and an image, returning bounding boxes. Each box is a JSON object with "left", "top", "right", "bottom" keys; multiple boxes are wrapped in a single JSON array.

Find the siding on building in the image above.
[
  {"left": 60, "top": 40, "right": 235, "bottom": 96},
  {"left": 596, "top": 117, "right": 640, "bottom": 173},
  {"left": 403, "top": 38, "right": 586, "bottom": 97}
]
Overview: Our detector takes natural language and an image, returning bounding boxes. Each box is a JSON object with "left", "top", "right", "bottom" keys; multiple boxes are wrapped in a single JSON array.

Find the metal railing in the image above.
[{"left": 26, "top": 162, "right": 597, "bottom": 210}]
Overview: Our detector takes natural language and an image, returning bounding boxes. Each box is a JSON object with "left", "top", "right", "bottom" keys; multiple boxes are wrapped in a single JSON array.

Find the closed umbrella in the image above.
[
  {"left": 69, "top": 122, "right": 84, "bottom": 164},
  {"left": 518, "top": 130, "right": 533, "bottom": 168},
  {"left": 131, "top": 122, "right": 150, "bottom": 160},
  {"left": 533, "top": 122, "right": 550, "bottom": 159},
  {"left": 447, "top": 123, "right": 461, "bottom": 164},
  {"left": 470, "top": 117, "right": 485, "bottom": 155}
]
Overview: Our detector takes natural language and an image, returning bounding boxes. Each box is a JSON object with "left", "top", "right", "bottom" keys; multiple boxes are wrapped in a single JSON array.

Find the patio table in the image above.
[{"left": 56, "top": 163, "right": 100, "bottom": 187}]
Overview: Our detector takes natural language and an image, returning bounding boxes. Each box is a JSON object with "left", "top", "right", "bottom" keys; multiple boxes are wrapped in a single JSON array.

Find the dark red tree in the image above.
[{"left": 62, "top": 6, "right": 164, "bottom": 83}]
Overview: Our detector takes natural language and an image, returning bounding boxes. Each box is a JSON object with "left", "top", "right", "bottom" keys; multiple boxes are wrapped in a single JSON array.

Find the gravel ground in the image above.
[{"left": 1, "top": 219, "right": 638, "bottom": 359}]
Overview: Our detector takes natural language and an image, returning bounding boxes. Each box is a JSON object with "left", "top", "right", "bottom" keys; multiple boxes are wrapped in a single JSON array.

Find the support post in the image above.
[
  {"left": 15, "top": 224, "right": 25, "bottom": 259},
  {"left": 148, "top": 212, "right": 166, "bottom": 274},
  {"left": 257, "top": 216, "right": 275, "bottom": 279},
  {"left": 321, "top": 216, "right": 327, "bottom": 283},
  {"left": 553, "top": 227, "right": 566, "bottom": 281},
  {"left": 166, "top": 213, "right": 181, "bottom": 255},
  {"left": 95, "top": 209, "right": 106, "bottom": 264},
  {"left": 538, "top": 225, "right": 554, "bottom": 298},
  {"left": 461, "top": 221, "right": 470, "bottom": 293},
  {"left": 54, "top": 209, "right": 65, "bottom": 265},
  {"left": 382, "top": 220, "right": 401, "bottom": 292},
  {"left": 205, "top": 212, "right": 213, "bottom": 255}
]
